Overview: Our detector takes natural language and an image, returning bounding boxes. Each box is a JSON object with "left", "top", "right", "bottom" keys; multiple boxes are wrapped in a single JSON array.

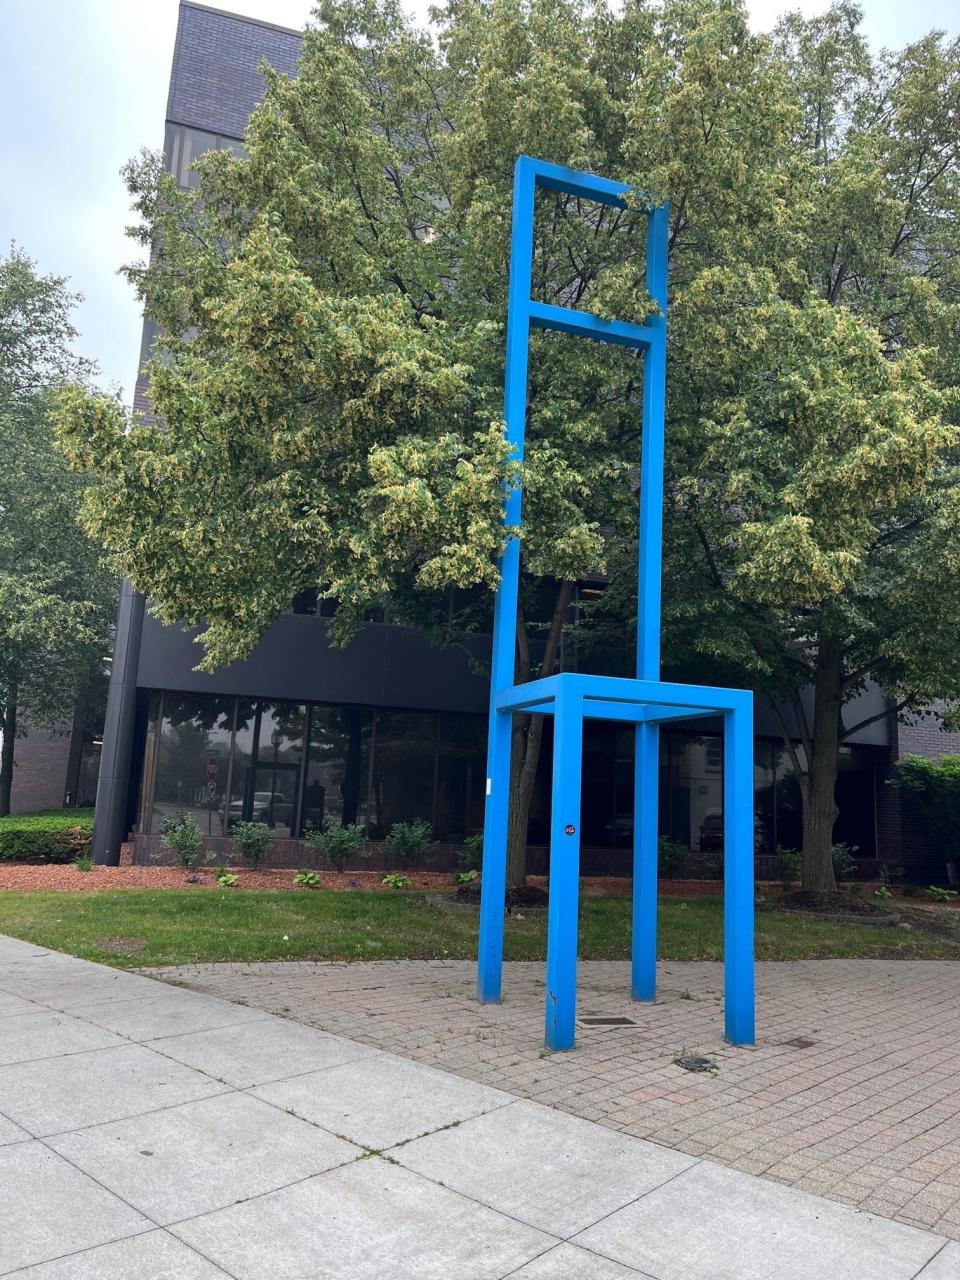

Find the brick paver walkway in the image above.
[{"left": 144, "top": 958, "right": 960, "bottom": 1241}]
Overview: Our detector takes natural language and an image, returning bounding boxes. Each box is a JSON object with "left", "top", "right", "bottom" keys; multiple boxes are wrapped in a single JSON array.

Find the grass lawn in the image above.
[{"left": 0, "top": 889, "right": 957, "bottom": 968}]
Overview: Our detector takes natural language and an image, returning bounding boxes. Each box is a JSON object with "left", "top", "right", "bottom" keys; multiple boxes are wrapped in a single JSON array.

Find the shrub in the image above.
[
  {"left": 386, "top": 819, "right": 432, "bottom": 865},
  {"left": 459, "top": 832, "right": 483, "bottom": 872},
  {"left": 832, "top": 843, "right": 860, "bottom": 882},
  {"left": 776, "top": 846, "right": 801, "bottom": 891},
  {"left": 160, "top": 813, "right": 203, "bottom": 869},
  {"left": 896, "top": 755, "right": 960, "bottom": 876},
  {"left": 658, "top": 838, "right": 687, "bottom": 878},
  {"left": 0, "top": 810, "right": 93, "bottom": 864},
  {"left": 926, "top": 884, "right": 958, "bottom": 903},
  {"left": 381, "top": 872, "right": 410, "bottom": 889},
  {"left": 303, "top": 820, "right": 367, "bottom": 873},
  {"left": 232, "top": 820, "right": 271, "bottom": 869}
]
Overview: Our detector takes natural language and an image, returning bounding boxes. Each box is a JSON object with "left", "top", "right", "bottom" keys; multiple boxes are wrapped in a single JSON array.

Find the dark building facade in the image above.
[{"left": 90, "top": 2, "right": 956, "bottom": 883}]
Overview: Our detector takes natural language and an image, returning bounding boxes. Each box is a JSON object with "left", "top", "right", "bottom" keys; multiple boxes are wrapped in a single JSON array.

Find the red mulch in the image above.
[
  {"left": 5, "top": 865, "right": 930, "bottom": 903},
  {"left": 0, "top": 866, "right": 460, "bottom": 893},
  {"left": 0, "top": 865, "right": 729, "bottom": 896}
]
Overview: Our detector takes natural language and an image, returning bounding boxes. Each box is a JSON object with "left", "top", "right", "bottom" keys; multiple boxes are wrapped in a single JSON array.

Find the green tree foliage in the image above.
[
  {"left": 0, "top": 248, "right": 116, "bottom": 814},
  {"left": 896, "top": 754, "right": 960, "bottom": 875},
  {"left": 56, "top": 1, "right": 960, "bottom": 889}
]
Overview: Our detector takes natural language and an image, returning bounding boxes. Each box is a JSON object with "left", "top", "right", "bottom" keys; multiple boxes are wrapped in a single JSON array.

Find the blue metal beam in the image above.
[{"left": 528, "top": 300, "right": 655, "bottom": 349}]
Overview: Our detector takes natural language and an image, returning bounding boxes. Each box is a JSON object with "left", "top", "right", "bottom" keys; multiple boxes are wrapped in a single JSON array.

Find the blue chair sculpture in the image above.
[{"left": 476, "top": 156, "right": 755, "bottom": 1052}]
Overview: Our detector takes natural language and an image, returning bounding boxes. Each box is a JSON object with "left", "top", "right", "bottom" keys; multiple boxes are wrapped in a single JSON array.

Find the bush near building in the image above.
[{"left": 0, "top": 809, "right": 93, "bottom": 863}]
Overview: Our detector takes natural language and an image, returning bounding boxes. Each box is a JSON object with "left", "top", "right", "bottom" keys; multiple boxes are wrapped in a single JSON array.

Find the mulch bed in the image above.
[{"left": 0, "top": 865, "right": 635, "bottom": 896}]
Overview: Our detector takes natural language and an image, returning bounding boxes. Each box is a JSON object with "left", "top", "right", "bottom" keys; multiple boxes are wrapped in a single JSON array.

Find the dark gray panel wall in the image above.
[
  {"left": 138, "top": 610, "right": 892, "bottom": 745},
  {"left": 138, "top": 613, "right": 492, "bottom": 715}
]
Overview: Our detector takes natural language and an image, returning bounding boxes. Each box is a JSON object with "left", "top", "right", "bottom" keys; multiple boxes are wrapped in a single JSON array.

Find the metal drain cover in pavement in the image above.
[
  {"left": 674, "top": 1052, "right": 717, "bottom": 1073},
  {"left": 579, "top": 1016, "right": 637, "bottom": 1026}
]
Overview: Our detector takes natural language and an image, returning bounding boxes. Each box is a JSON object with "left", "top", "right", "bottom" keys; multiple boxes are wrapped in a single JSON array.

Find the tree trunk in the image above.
[
  {"left": 0, "top": 695, "right": 16, "bottom": 818},
  {"left": 801, "top": 636, "right": 842, "bottom": 892},
  {"left": 505, "top": 581, "right": 575, "bottom": 888},
  {"left": 506, "top": 713, "right": 545, "bottom": 886}
]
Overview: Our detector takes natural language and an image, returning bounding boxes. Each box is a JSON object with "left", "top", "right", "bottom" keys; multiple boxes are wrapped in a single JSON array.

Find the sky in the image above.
[{"left": 0, "top": 0, "right": 957, "bottom": 404}]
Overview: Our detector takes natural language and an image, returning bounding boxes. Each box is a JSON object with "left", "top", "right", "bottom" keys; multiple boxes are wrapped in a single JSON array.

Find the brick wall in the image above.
[
  {"left": 8, "top": 729, "right": 72, "bottom": 814},
  {"left": 167, "top": 3, "right": 302, "bottom": 139}
]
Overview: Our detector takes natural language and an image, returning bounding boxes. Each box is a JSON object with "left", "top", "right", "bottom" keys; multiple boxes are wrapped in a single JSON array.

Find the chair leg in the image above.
[
  {"left": 477, "top": 709, "right": 511, "bottom": 1004},
  {"left": 632, "top": 722, "right": 659, "bottom": 1001},
  {"left": 723, "top": 704, "right": 755, "bottom": 1045},
  {"left": 544, "top": 692, "right": 583, "bottom": 1051}
]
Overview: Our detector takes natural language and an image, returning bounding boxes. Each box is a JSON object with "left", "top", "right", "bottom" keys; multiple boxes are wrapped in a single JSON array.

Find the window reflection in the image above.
[
  {"left": 302, "top": 707, "right": 372, "bottom": 833},
  {"left": 435, "top": 713, "right": 486, "bottom": 841},
  {"left": 229, "top": 701, "right": 305, "bottom": 837},
  {"left": 151, "top": 693, "right": 235, "bottom": 836},
  {"left": 164, "top": 123, "right": 247, "bottom": 190},
  {"left": 368, "top": 711, "right": 437, "bottom": 838},
  {"left": 137, "top": 690, "right": 879, "bottom": 866}
]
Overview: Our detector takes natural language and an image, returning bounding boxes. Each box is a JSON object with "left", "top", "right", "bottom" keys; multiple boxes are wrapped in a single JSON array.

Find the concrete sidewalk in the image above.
[{"left": 0, "top": 936, "right": 955, "bottom": 1279}]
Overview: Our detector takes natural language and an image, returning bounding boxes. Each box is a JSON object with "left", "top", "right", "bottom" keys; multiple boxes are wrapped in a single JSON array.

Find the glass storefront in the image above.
[
  {"left": 139, "top": 691, "right": 878, "bottom": 860},
  {"left": 140, "top": 694, "right": 487, "bottom": 841}
]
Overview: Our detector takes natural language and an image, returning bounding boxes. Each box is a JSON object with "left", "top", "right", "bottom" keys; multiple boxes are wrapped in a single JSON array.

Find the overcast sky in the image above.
[{"left": 0, "top": 0, "right": 956, "bottom": 403}]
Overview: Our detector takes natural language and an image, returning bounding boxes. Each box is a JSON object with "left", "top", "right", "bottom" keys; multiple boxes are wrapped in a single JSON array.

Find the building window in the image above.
[
  {"left": 228, "top": 701, "right": 306, "bottom": 837},
  {"left": 137, "top": 691, "right": 879, "bottom": 864},
  {"left": 149, "top": 693, "right": 235, "bottom": 836},
  {"left": 164, "top": 123, "right": 246, "bottom": 190},
  {"left": 435, "top": 713, "right": 487, "bottom": 841},
  {"left": 367, "top": 711, "right": 438, "bottom": 838},
  {"left": 301, "top": 706, "right": 372, "bottom": 833}
]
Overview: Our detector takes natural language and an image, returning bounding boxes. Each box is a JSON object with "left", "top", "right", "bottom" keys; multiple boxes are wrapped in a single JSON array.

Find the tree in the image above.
[
  {"left": 55, "top": 0, "right": 960, "bottom": 890},
  {"left": 651, "top": 6, "right": 960, "bottom": 891},
  {"left": 0, "top": 247, "right": 116, "bottom": 814}
]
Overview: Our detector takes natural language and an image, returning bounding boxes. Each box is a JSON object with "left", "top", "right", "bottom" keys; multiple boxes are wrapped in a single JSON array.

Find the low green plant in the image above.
[
  {"left": 831, "top": 843, "right": 859, "bottom": 883},
  {"left": 293, "top": 869, "right": 320, "bottom": 888},
  {"left": 926, "top": 884, "right": 958, "bottom": 903},
  {"left": 232, "top": 820, "right": 271, "bottom": 870},
  {"left": 775, "top": 846, "right": 801, "bottom": 891},
  {"left": 0, "top": 810, "right": 93, "bottom": 864},
  {"left": 658, "top": 838, "right": 687, "bottom": 878},
  {"left": 386, "top": 820, "right": 432, "bottom": 866},
  {"left": 217, "top": 871, "right": 240, "bottom": 887},
  {"left": 459, "top": 832, "right": 483, "bottom": 872},
  {"left": 902, "top": 883, "right": 919, "bottom": 898},
  {"left": 72, "top": 854, "right": 93, "bottom": 872},
  {"left": 456, "top": 869, "right": 479, "bottom": 885},
  {"left": 303, "top": 820, "right": 367, "bottom": 873},
  {"left": 381, "top": 872, "right": 410, "bottom": 889},
  {"left": 873, "top": 885, "right": 892, "bottom": 901},
  {"left": 160, "top": 814, "right": 203, "bottom": 869}
]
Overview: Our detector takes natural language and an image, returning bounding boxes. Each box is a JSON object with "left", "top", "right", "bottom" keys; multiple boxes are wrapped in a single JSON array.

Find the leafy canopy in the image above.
[
  {"left": 55, "top": 0, "right": 960, "bottom": 743},
  {"left": 0, "top": 247, "right": 115, "bottom": 733}
]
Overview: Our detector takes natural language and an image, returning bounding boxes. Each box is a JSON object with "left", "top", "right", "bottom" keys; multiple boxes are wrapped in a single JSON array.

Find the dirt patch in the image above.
[
  {"left": 94, "top": 937, "right": 147, "bottom": 956},
  {"left": 777, "top": 891, "right": 896, "bottom": 919},
  {"left": 454, "top": 883, "right": 550, "bottom": 910}
]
